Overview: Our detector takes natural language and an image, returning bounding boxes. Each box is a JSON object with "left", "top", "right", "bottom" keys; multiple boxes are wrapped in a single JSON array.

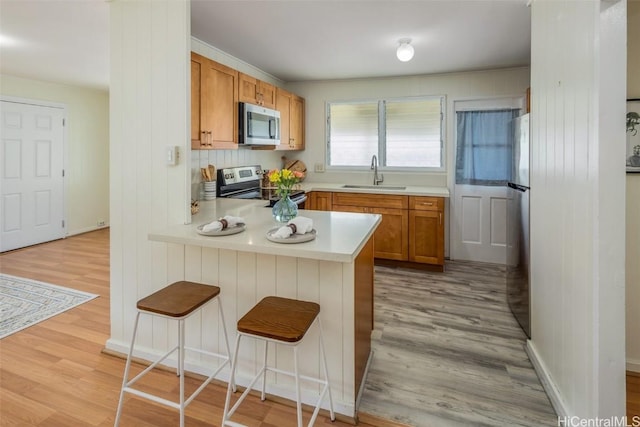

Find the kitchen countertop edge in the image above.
[{"left": 149, "top": 199, "right": 381, "bottom": 263}]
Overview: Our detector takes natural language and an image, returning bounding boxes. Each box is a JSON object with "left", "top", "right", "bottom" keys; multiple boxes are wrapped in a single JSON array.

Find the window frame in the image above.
[{"left": 325, "top": 95, "right": 446, "bottom": 172}]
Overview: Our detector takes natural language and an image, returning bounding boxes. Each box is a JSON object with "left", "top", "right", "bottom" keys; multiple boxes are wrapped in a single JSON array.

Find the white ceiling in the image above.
[{"left": 0, "top": 0, "right": 531, "bottom": 91}]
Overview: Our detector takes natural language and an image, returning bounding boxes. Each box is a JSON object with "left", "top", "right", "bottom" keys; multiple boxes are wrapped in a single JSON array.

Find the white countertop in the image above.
[
  {"left": 299, "top": 182, "right": 450, "bottom": 197},
  {"left": 149, "top": 199, "right": 381, "bottom": 263}
]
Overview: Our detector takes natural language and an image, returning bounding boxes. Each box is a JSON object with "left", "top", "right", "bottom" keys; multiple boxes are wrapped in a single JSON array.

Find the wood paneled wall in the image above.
[
  {"left": 106, "top": 243, "right": 359, "bottom": 416},
  {"left": 108, "top": 0, "right": 190, "bottom": 361},
  {"left": 529, "top": 0, "right": 626, "bottom": 418}
]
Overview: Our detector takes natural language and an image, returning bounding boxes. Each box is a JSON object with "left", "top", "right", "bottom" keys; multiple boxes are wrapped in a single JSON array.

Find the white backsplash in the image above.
[{"left": 190, "top": 148, "right": 285, "bottom": 200}]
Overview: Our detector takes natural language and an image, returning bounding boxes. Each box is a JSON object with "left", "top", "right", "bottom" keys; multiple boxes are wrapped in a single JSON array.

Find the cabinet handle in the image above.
[
  {"left": 207, "top": 131, "right": 213, "bottom": 146},
  {"left": 439, "top": 213, "right": 442, "bottom": 225},
  {"left": 421, "top": 202, "right": 433, "bottom": 206}
]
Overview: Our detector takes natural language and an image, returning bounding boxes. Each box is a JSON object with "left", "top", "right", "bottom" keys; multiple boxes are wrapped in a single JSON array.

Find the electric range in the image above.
[{"left": 216, "top": 165, "right": 306, "bottom": 208}]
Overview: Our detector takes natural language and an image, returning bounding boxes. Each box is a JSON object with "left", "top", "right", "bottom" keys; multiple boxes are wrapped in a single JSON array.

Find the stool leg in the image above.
[
  {"left": 260, "top": 341, "right": 268, "bottom": 401},
  {"left": 318, "top": 317, "right": 335, "bottom": 421},
  {"left": 179, "top": 318, "right": 185, "bottom": 427},
  {"left": 217, "top": 296, "right": 235, "bottom": 392},
  {"left": 222, "top": 334, "right": 242, "bottom": 426},
  {"left": 293, "top": 346, "right": 303, "bottom": 427},
  {"left": 114, "top": 311, "right": 141, "bottom": 427}
]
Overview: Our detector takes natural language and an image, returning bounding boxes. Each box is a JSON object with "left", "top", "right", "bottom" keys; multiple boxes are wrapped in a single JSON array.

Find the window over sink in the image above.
[{"left": 326, "top": 96, "right": 444, "bottom": 170}]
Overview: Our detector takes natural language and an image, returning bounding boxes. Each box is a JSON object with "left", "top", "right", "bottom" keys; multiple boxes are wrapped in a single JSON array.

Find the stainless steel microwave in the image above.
[{"left": 239, "top": 102, "right": 280, "bottom": 146}]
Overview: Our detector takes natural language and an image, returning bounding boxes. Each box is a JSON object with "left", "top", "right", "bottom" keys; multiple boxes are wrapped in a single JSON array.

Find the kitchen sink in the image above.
[{"left": 342, "top": 185, "right": 406, "bottom": 190}]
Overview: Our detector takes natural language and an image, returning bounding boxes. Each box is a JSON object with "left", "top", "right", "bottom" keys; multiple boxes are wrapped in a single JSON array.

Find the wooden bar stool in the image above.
[
  {"left": 115, "top": 281, "right": 233, "bottom": 427},
  {"left": 222, "top": 296, "right": 335, "bottom": 427}
]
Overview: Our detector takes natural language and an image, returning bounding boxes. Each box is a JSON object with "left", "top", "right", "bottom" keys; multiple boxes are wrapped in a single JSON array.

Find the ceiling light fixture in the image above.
[{"left": 396, "top": 38, "right": 414, "bottom": 62}]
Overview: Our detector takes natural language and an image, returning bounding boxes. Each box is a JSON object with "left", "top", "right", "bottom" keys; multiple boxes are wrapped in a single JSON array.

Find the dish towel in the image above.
[
  {"left": 272, "top": 216, "right": 314, "bottom": 239},
  {"left": 202, "top": 215, "right": 244, "bottom": 232}
]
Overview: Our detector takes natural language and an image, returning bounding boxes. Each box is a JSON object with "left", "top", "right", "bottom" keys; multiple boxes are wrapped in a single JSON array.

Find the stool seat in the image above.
[
  {"left": 137, "top": 281, "right": 221, "bottom": 317},
  {"left": 238, "top": 296, "right": 320, "bottom": 342}
]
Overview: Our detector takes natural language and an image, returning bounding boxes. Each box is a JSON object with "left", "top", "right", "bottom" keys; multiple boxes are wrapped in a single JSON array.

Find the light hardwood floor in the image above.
[{"left": 1, "top": 230, "right": 637, "bottom": 426}]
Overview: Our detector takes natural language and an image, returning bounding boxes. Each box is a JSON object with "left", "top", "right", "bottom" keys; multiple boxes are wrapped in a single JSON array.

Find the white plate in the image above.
[
  {"left": 196, "top": 223, "right": 246, "bottom": 236},
  {"left": 266, "top": 227, "right": 317, "bottom": 244}
]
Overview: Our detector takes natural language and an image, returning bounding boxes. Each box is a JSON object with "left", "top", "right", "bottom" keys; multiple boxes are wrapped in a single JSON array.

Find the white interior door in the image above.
[
  {"left": 1, "top": 100, "right": 65, "bottom": 252},
  {"left": 451, "top": 184, "right": 508, "bottom": 263}
]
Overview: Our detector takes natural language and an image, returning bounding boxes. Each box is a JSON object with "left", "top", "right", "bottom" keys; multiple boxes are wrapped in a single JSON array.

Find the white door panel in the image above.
[
  {"left": 461, "top": 196, "right": 481, "bottom": 243},
  {"left": 452, "top": 184, "right": 508, "bottom": 263},
  {"left": 1, "top": 100, "right": 65, "bottom": 252}
]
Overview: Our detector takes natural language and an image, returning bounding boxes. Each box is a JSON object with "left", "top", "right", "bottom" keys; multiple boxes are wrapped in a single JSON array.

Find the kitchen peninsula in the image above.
[{"left": 147, "top": 198, "right": 381, "bottom": 419}]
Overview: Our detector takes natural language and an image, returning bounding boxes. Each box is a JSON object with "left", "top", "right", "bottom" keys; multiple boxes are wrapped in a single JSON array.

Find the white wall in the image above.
[
  {"left": 528, "top": 0, "right": 626, "bottom": 418},
  {"left": 626, "top": 0, "right": 640, "bottom": 373},
  {"left": 285, "top": 68, "right": 530, "bottom": 187},
  {"left": 0, "top": 75, "right": 109, "bottom": 235},
  {"left": 108, "top": 0, "right": 190, "bottom": 347}
]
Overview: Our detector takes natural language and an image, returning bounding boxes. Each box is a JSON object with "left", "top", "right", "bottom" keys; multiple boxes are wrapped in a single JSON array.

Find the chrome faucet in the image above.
[{"left": 370, "top": 155, "right": 384, "bottom": 185}]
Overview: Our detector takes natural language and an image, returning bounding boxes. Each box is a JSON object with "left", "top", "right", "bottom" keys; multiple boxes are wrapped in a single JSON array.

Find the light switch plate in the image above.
[
  {"left": 314, "top": 163, "right": 325, "bottom": 173},
  {"left": 166, "top": 146, "right": 178, "bottom": 165}
]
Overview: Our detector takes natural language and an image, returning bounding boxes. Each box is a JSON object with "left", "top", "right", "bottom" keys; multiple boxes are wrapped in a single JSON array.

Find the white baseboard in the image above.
[
  {"left": 627, "top": 358, "right": 640, "bottom": 373},
  {"left": 66, "top": 224, "right": 109, "bottom": 237},
  {"left": 525, "top": 340, "right": 568, "bottom": 418}
]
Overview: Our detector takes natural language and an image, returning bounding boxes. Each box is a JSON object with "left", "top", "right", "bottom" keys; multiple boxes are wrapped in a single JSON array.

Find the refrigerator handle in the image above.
[{"left": 507, "top": 182, "right": 530, "bottom": 192}]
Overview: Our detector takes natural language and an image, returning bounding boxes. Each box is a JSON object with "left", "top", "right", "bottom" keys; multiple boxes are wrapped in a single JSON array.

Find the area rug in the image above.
[{"left": 0, "top": 274, "right": 98, "bottom": 339}]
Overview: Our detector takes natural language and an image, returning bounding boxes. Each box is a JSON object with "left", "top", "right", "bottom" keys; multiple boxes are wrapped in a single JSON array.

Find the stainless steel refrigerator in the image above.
[{"left": 506, "top": 113, "right": 531, "bottom": 338}]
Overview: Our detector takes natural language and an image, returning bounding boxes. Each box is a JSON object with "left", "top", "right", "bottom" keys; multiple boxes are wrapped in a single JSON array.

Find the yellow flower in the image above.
[{"left": 267, "top": 168, "right": 304, "bottom": 198}]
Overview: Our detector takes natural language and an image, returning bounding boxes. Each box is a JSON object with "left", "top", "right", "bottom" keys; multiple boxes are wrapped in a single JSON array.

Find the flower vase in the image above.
[{"left": 272, "top": 193, "right": 298, "bottom": 223}]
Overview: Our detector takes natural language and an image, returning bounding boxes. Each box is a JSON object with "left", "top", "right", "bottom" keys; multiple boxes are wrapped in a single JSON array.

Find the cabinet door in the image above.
[
  {"left": 202, "top": 61, "right": 238, "bottom": 149},
  {"left": 290, "top": 95, "right": 305, "bottom": 150},
  {"left": 308, "top": 192, "right": 332, "bottom": 211},
  {"left": 409, "top": 209, "right": 444, "bottom": 265},
  {"left": 238, "top": 73, "right": 259, "bottom": 105},
  {"left": 259, "top": 81, "right": 276, "bottom": 109},
  {"left": 372, "top": 207, "right": 408, "bottom": 261},
  {"left": 276, "top": 89, "right": 292, "bottom": 150},
  {"left": 276, "top": 89, "right": 304, "bottom": 151},
  {"left": 239, "top": 73, "right": 276, "bottom": 109},
  {"left": 191, "top": 59, "right": 204, "bottom": 148},
  {"left": 333, "top": 203, "right": 408, "bottom": 260}
]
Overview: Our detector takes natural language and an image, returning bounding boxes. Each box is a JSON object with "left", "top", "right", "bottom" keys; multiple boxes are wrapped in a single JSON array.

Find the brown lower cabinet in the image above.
[
  {"left": 307, "top": 191, "right": 445, "bottom": 267},
  {"left": 408, "top": 196, "right": 445, "bottom": 265},
  {"left": 306, "top": 191, "right": 332, "bottom": 211}
]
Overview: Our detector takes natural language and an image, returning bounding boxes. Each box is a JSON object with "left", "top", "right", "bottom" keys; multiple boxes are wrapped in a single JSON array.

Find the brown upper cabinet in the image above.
[
  {"left": 276, "top": 88, "right": 305, "bottom": 151},
  {"left": 239, "top": 73, "right": 276, "bottom": 109},
  {"left": 191, "top": 53, "right": 239, "bottom": 150},
  {"left": 191, "top": 52, "right": 305, "bottom": 151}
]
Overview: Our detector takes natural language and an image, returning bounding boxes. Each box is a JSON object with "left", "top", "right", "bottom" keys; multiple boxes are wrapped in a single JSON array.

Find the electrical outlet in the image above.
[
  {"left": 314, "top": 163, "right": 325, "bottom": 173},
  {"left": 97, "top": 220, "right": 106, "bottom": 227}
]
